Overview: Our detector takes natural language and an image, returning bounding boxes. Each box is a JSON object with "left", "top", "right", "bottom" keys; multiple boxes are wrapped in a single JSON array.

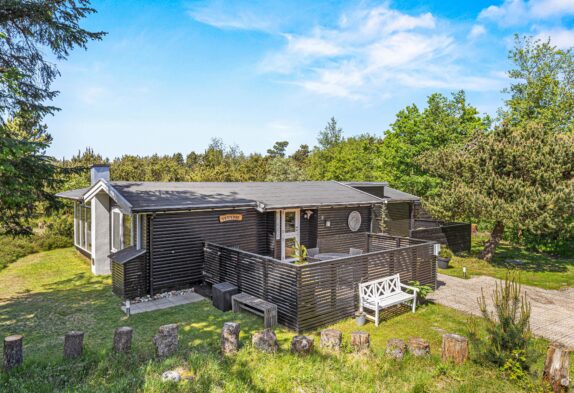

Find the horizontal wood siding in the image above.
[
  {"left": 317, "top": 206, "right": 371, "bottom": 237},
  {"left": 297, "top": 235, "right": 435, "bottom": 331},
  {"left": 204, "top": 234, "right": 436, "bottom": 332},
  {"left": 386, "top": 202, "right": 411, "bottom": 237},
  {"left": 111, "top": 252, "right": 148, "bottom": 299},
  {"left": 204, "top": 245, "right": 299, "bottom": 330},
  {"left": 149, "top": 209, "right": 264, "bottom": 294},
  {"left": 410, "top": 221, "right": 471, "bottom": 253}
]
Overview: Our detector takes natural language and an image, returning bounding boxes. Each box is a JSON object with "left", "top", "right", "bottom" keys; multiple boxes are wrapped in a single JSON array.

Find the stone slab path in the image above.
[
  {"left": 121, "top": 292, "right": 205, "bottom": 315},
  {"left": 428, "top": 274, "right": 574, "bottom": 349}
]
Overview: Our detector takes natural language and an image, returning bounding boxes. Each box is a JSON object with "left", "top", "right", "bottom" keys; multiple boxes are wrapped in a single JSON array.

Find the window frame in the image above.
[
  {"left": 111, "top": 207, "right": 133, "bottom": 253},
  {"left": 73, "top": 202, "right": 92, "bottom": 254}
]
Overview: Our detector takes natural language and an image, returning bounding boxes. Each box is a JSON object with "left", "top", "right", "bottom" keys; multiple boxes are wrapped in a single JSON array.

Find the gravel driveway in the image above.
[{"left": 428, "top": 273, "right": 574, "bottom": 349}]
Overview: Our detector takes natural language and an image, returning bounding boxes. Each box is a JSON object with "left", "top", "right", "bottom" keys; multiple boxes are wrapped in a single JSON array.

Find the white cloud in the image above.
[
  {"left": 259, "top": 4, "right": 503, "bottom": 100},
  {"left": 190, "top": 2, "right": 506, "bottom": 100},
  {"left": 479, "top": 0, "right": 574, "bottom": 26},
  {"left": 188, "top": 1, "right": 279, "bottom": 32},
  {"left": 530, "top": 0, "right": 574, "bottom": 18},
  {"left": 469, "top": 24, "right": 487, "bottom": 39},
  {"left": 535, "top": 28, "right": 574, "bottom": 48}
]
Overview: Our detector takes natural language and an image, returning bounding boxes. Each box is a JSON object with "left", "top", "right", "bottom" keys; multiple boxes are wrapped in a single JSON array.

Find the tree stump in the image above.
[
  {"left": 153, "top": 324, "right": 178, "bottom": 358},
  {"left": 542, "top": 342, "right": 570, "bottom": 393},
  {"left": 291, "top": 335, "right": 314, "bottom": 355},
  {"left": 221, "top": 322, "right": 240, "bottom": 355},
  {"left": 350, "top": 331, "right": 370, "bottom": 353},
  {"left": 64, "top": 331, "right": 84, "bottom": 359},
  {"left": 408, "top": 337, "right": 430, "bottom": 357},
  {"left": 252, "top": 329, "right": 278, "bottom": 353},
  {"left": 320, "top": 329, "right": 342, "bottom": 351},
  {"left": 113, "top": 327, "right": 133, "bottom": 353},
  {"left": 386, "top": 338, "right": 407, "bottom": 360},
  {"left": 3, "top": 335, "right": 23, "bottom": 371},
  {"left": 441, "top": 334, "right": 469, "bottom": 364}
]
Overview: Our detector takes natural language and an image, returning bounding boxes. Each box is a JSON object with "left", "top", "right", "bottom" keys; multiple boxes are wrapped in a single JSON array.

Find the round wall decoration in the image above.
[{"left": 348, "top": 211, "right": 362, "bottom": 232}]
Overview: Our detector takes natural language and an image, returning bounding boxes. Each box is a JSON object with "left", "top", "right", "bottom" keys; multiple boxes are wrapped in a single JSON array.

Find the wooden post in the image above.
[
  {"left": 542, "top": 342, "right": 570, "bottom": 393},
  {"left": 113, "top": 327, "right": 133, "bottom": 353},
  {"left": 386, "top": 338, "right": 407, "bottom": 360},
  {"left": 320, "top": 329, "right": 342, "bottom": 351},
  {"left": 153, "top": 324, "right": 178, "bottom": 358},
  {"left": 252, "top": 329, "right": 278, "bottom": 353},
  {"left": 350, "top": 331, "right": 370, "bottom": 353},
  {"left": 408, "top": 337, "right": 430, "bottom": 357},
  {"left": 441, "top": 334, "right": 468, "bottom": 364},
  {"left": 221, "top": 322, "right": 240, "bottom": 356},
  {"left": 291, "top": 335, "right": 314, "bottom": 355},
  {"left": 64, "top": 331, "right": 84, "bottom": 359},
  {"left": 3, "top": 335, "right": 23, "bottom": 371}
]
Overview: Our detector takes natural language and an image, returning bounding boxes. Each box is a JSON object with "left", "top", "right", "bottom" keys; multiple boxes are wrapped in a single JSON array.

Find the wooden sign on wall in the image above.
[{"left": 219, "top": 214, "right": 243, "bottom": 223}]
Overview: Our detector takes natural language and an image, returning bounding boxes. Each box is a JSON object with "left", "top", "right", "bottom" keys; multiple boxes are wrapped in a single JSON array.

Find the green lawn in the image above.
[
  {"left": 439, "top": 233, "right": 574, "bottom": 290},
  {"left": 0, "top": 248, "right": 570, "bottom": 392}
]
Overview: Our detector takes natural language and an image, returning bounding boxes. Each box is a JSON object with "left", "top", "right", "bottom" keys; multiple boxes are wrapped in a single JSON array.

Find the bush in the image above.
[
  {"left": 0, "top": 229, "right": 73, "bottom": 271},
  {"left": 0, "top": 236, "right": 39, "bottom": 270},
  {"left": 438, "top": 246, "right": 453, "bottom": 259},
  {"left": 407, "top": 280, "right": 433, "bottom": 303}
]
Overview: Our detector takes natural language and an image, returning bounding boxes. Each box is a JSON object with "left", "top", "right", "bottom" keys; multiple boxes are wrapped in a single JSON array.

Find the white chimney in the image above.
[{"left": 91, "top": 164, "right": 110, "bottom": 185}]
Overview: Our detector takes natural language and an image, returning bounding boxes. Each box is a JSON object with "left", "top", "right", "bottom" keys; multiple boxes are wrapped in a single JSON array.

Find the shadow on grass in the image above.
[
  {"left": 0, "top": 271, "right": 298, "bottom": 392},
  {"left": 469, "top": 237, "right": 574, "bottom": 274}
]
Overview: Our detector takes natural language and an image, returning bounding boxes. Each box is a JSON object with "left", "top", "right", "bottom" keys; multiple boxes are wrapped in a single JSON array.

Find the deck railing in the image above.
[{"left": 203, "top": 233, "right": 436, "bottom": 332}]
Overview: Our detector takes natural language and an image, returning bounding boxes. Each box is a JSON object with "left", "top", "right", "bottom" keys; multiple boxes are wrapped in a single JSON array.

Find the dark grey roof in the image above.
[
  {"left": 109, "top": 246, "right": 146, "bottom": 264},
  {"left": 56, "top": 187, "right": 91, "bottom": 201},
  {"left": 343, "top": 182, "right": 388, "bottom": 187},
  {"left": 384, "top": 187, "right": 420, "bottom": 201},
  {"left": 57, "top": 181, "right": 385, "bottom": 212}
]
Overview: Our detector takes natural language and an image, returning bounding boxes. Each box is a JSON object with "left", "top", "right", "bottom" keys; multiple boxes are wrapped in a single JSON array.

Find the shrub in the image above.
[
  {"left": 438, "top": 246, "right": 453, "bottom": 259},
  {"left": 407, "top": 280, "right": 433, "bottom": 303},
  {"left": 291, "top": 241, "right": 308, "bottom": 265},
  {"left": 469, "top": 273, "right": 533, "bottom": 371},
  {"left": 0, "top": 236, "right": 39, "bottom": 270}
]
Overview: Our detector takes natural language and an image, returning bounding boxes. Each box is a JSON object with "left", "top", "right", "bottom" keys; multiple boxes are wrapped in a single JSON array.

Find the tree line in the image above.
[{"left": 0, "top": 0, "right": 572, "bottom": 261}]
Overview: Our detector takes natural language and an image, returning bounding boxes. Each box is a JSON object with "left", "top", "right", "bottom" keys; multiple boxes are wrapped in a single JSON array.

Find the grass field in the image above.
[
  {"left": 439, "top": 233, "right": 574, "bottom": 290},
  {"left": 0, "top": 248, "right": 570, "bottom": 392}
]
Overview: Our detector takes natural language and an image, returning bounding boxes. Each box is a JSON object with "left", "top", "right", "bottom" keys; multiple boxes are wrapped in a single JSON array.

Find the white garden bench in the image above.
[{"left": 359, "top": 274, "right": 418, "bottom": 326}]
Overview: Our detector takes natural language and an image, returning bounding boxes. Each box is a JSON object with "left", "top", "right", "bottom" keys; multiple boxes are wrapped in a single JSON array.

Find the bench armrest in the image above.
[{"left": 400, "top": 283, "right": 419, "bottom": 293}]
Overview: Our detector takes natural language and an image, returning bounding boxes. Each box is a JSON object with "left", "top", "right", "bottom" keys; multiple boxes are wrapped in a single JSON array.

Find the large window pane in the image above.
[
  {"left": 84, "top": 205, "right": 91, "bottom": 250},
  {"left": 284, "top": 211, "right": 296, "bottom": 233},
  {"left": 123, "top": 214, "right": 132, "bottom": 248},
  {"left": 74, "top": 203, "right": 80, "bottom": 246},
  {"left": 112, "top": 210, "right": 121, "bottom": 251},
  {"left": 285, "top": 238, "right": 297, "bottom": 259}
]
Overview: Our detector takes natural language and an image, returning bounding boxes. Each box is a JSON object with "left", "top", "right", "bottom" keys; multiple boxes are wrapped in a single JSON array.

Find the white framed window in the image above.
[
  {"left": 111, "top": 208, "right": 132, "bottom": 252},
  {"left": 74, "top": 202, "right": 91, "bottom": 253}
]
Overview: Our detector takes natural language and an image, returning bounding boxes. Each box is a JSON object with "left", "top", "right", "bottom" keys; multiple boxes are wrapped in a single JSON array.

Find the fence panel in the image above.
[{"left": 204, "top": 234, "right": 436, "bottom": 332}]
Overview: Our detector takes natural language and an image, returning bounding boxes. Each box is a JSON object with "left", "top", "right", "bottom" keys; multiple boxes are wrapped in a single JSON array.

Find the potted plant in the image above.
[
  {"left": 355, "top": 311, "right": 366, "bottom": 326},
  {"left": 437, "top": 246, "right": 453, "bottom": 269},
  {"left": 291, "top": 241, "right": 308, "bottom": 265}
]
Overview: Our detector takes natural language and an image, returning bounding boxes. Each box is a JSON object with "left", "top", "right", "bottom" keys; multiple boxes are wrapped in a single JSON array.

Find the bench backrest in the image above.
[{"left": 359, "top": 274, "right": 401, "bottom": 301}]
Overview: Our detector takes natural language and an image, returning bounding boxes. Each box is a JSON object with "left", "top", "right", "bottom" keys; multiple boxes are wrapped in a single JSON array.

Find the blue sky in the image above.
[{"left": 46, "top": 0, "right": 574, "bottom": 159}]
